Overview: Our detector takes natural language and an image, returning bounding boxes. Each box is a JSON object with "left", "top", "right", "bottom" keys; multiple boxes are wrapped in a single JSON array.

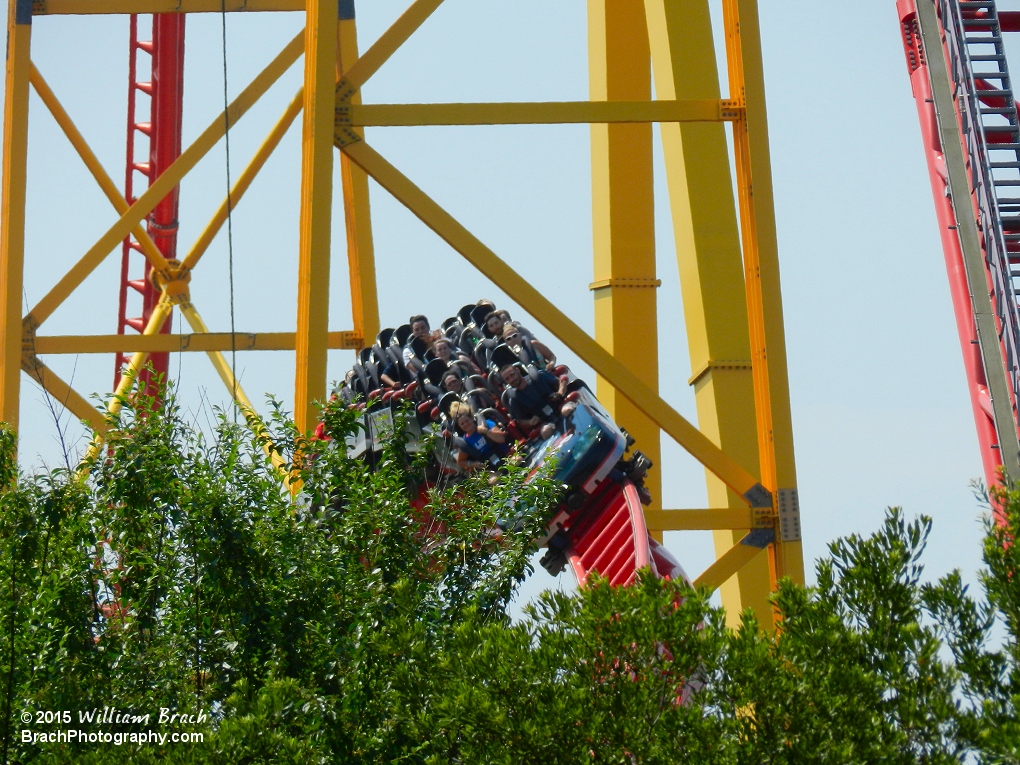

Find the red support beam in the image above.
[
  {"left": 956, "top": 5, "right": 1020, "bottom": 32},
  {"left": 1001, "top": 11, "right": 1020, "bottom": 31}
]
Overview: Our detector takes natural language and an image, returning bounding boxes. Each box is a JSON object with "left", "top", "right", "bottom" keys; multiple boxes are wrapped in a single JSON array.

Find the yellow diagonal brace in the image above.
[
  {"left": 29, "top": 62, "right": 170, "bottom": 275},
  {"left": 343, "top": 99, "right": 736, "bottom": 127},
  {"left": 81, "top": 295, "right": 173, "bottom": 467},
  {"left": 107, "top": 298, "right": 173, "bottom": 417},
  {"left": 178, "top": 301, "right": 287, "bottom": 473},
  {"left": 21, "top": 354, "right": 108, "bottom": 435},
  {"left": 177, "top": 301, "right": 255, "bottom": 412},
  {"left": 341, "top": 139, "right": 768, "bottom": 505},
  {"left": 182, "top": 86, "right": 304, "bottom": 271},
  {"left": 337, "top": 0, "right": 445, "bottom": 96},
  {"left": 25, "top": 30, "right": 304, "bottom": 331},
  {"left": 692, "top": 533, "right": 767, "bottom": 592}
]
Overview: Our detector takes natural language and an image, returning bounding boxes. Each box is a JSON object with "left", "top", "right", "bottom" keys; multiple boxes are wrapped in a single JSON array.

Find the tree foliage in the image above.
[{"left": 1, "top": 390, "right": 1018, "bottom": 763}]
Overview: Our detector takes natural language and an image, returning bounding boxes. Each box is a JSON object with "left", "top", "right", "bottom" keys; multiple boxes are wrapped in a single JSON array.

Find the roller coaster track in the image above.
[
  {"left": 900, "top": 0, "right": 1020, "bottom": 489},
  {"left": 562, "top": 480, "right": 688, "bottom": 585}
]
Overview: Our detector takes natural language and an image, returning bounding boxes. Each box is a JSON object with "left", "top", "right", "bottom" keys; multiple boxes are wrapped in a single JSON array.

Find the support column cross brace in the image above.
[{"left": 23, "top": 29, "right": 304, "bottom": 332}]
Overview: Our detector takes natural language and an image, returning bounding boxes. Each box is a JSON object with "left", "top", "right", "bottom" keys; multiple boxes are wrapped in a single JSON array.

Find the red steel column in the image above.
[{"left": 139, "top": 13, "right": 185, "bottom": 397}]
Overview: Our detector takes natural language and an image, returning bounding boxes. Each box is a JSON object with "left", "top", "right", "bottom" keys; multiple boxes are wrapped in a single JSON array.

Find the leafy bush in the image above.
[{"left": 1, "top": 389, "right": 1018, "bottom": 763}]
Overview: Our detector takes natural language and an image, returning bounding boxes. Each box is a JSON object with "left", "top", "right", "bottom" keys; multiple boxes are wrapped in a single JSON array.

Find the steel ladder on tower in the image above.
[
  {"left": 944, "top": 0, "right": 1020, "bottom": 427},
  {"left": 114, "top": 13, "right": 184, "bottom": 394},
  {"left": 115, "top": 14, "right": 153, "bottom": 389}
]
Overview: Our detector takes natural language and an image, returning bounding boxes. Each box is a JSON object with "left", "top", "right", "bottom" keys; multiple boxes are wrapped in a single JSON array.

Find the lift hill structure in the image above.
[
  {"left": 1, "top": 0, "right": 804, "bottom": 628},
  {"left": 899, "top": 0, "right": 1020, "bottom": 503}
]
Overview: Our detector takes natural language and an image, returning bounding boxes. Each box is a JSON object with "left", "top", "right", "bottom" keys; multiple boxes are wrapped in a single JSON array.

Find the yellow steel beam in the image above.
[
  {"left": 107, "top": 298, "right": 173, "bottom": 417},
  {"left": 178, "top": 302, "right": 288, "bottom": 473},
  {"left": 24, "top": 30, "right": 304, "bottom": 331},
  {"left": 588, "top": 0, "right": 661, "bottom": 538},
  {"left": 338, "top": 0, "right": 445, "bottom": 95},
  {"left": 340, "top": 139, "right": 770, "bottom": 505},
  {"left": 81, "top": 296, "right": 173, "bottom": 466},
  {"left": 177, "top": 301, "right": 256, "bottom": 411},
  {"left": 730, "top": 0, "right": 803, "bottom": 587},
  {"left": 29, "top": 62, "right": 170, "bottom": 275},
  {"left": 34, "top": 0, "right": 302, "bottom": 14},
  {"left": 692, "top": 532, "right": 769, "bottom": 592},
  {"left": 182, "top": 86, "right": 304, "bottom": 272},
  {"left": 643, "top": 507, "right": 757, "bottom": 531},
  {"left": 32, "top": 331, "right": 362, "bottom": 354},
  {"left": 337, "top": 10, "right": 380, "bottom": 347},
  {"left": 341, "top": 99, "right": 738, "bottom": 127},
  {"left": 294, "top": 0, "right": 337, "bottom": 433},
  {"left": 644, "top": 0, "right": 773, "bottom": 628},
  {"left": 20, "top": 354, "right": 108, "bottom": 434},
  {"left": 0, "top": 0, "right": 32, "bottom": 431}
]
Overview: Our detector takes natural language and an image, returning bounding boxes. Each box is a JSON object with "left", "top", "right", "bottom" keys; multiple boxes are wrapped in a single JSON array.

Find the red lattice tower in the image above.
[{"left": 114, "top": 13, "right": 185, "bottom": 396}]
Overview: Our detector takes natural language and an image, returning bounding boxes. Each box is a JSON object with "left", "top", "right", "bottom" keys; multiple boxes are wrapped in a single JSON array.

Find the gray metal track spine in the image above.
[{"left": 919, "top": 0, "right": 1020, "bottom": 480}]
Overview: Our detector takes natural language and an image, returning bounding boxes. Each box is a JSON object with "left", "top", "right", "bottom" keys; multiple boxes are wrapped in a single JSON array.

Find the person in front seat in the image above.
[
  {"left": 452, "top": 405, "right": 510, "bottom": 473},
  {"left": 499, "top": 363, "right": 573, "bottom": 439}
]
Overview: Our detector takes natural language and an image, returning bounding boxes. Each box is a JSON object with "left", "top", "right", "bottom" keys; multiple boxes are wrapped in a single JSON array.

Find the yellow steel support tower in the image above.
[
  {"left": 589, "top": 0, "right": 663, "bottom": 541},
  {"left": 294, "top": 0, "right": 338, "bottom": 433},
  {"left": 1, "top": 0, "right": 31, "bottom": 430},
  {"left": 337, "top": 1, "right": 379, "bottom": 351},
  {"left": 0, "top": 0, "right": 802, "bottom": 624}
]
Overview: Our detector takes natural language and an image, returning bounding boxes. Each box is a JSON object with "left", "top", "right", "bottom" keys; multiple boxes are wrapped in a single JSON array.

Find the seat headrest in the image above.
[
  {"left": 471, "top": 303, "right": 495, "bottom": 328},
  {"left": 376, "top": 327, "right": 395, "bottom": 347},
  {"left": 426, "top": 359, "right": 450, "bottom": 386},
  {"left": 490, "top": 343, "right": 520, "bottom": 371},
  {"left": 409, "top": 335, "right": 429, "bottom": 358},
  {"left": 393, "top": 324, "right": 412, "bottom": 346},
  {"left": 457, "top": 304, "right": 475, "bottom": 326},
  {"left": 438, "top": 391, "right": 460, "bottom": 418}
]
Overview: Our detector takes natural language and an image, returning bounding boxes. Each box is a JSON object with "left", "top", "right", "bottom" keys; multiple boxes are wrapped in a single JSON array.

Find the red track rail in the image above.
[
  {"left": 558, "top": 480, "right": 687, "bottom": 586},
  {"left": 898, "top": 0, "right": 1020, "bottom": 490},
  {"left": 115, "top": 13, "right": 185, "bottom": 396},
  {"left": 898, "top": 0, "right": 1002, "bottom": 486}
]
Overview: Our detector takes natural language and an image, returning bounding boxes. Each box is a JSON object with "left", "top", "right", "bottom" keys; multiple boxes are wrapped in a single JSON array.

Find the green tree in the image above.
[{"left": 1, "top": 386, "right": 1019, "bottom": 763}]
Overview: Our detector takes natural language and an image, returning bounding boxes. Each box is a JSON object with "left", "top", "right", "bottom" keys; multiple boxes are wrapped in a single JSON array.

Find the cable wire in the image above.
[{"left": 220, "top": 0, "right": 238, "bottom": 420}]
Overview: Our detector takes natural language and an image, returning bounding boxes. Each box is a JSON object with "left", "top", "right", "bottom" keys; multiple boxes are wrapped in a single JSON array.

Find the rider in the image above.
[
  {"left": 403, "top": 315, "right": 435, "bottom": 371},
  {"left": 499, "top": 363, "right": 573, "bottom": 439},
  {"left": 502, "top": 322, "right": 557, "bottom": 371},
  {"left": 451, "top": 404, "right": 510, "bottom": 472}
]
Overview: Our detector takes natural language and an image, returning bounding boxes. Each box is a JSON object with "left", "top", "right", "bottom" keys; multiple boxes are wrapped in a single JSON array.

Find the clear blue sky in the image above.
[{"left": 0, "top": 0, "right": 994, "bottom": 603}]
